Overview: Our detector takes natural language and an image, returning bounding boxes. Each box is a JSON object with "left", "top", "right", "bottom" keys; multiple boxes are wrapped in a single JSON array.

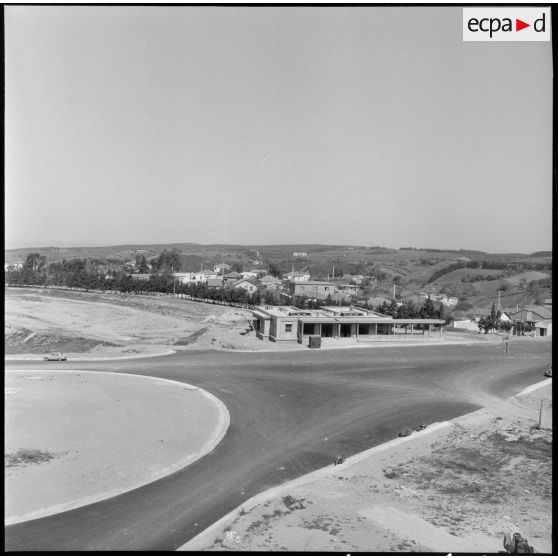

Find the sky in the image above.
[{"left": 5, "top": 6, "right": 553, "bottom": 253}]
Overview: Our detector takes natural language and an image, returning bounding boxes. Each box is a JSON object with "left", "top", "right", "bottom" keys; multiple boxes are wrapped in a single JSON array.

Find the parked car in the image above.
[
  {"left": 544, "top": 365, "right": 552, "bottom": 378},
  {"left": 44, "top": 352, "right": 67, "bottom": 361}
]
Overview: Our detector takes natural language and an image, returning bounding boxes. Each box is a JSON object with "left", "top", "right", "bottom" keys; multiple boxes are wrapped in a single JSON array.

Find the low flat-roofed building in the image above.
[
  {"left": 284, "top": 271, "right": 311, "bottom": 282},
  {"left": 252, "top": 305, "right": 445, "bottom": 345},
  {"left": 534, "top": 319, "right": 552, "bottom": 337}
]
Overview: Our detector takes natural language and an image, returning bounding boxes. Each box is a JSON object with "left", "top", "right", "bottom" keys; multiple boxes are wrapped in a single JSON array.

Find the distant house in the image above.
[
  {"left": 283, "top": 271, "right": 311, "bottom": 282},
  {"left": 234, "top": 278, "right": 259, "bottom": 294},
  {"left": 420, "top": 292, "right": 457, "bottom": 307},
  {"left": 509, "top": 305, "right": 552, "bottom": 328},
  {"left": 240, "top": 271, "right": 260, "bottom": 279},
  {"left": 223, "top": 271, "right": 242, "bottom": 281},
  {"left": 213, "top": 263, "right": 231, "bottom": 274},
  {"left": 249, "top": 269, "right": 268, "bottom": 277},
  {"left": 293, "top": 252, "right": 308, "bottom": 257},
  {"left": 207, "top": 278, "right": 224, "bottom": 290},
  {"left": 498, "top": 311, "right": 513, "bottom": 323},
  {"left": 196, "top": 270, "right": 219, "bottom": 282},
  {"left": 260, "top": 275, "right": 282, "bottom": 291},
  {"left": 4, "top": 262, "right": 23, "bottom": 272},
  {"left": 545, "top": 298, "right": 552, "bottom": 308},
  {"left": 343, "top": 274, "right": 365, "bottom": 285},
  {"left": 291, "top": 280, "right": 335, "bottom": 300},
  {"left": 174, "top": 272, "right": 197, "bottom": 285},
  {"left": 174, "top": 270, "right": 218, "bottom": 284}
]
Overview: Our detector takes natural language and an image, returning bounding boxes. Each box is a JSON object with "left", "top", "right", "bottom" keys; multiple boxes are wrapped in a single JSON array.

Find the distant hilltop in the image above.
[{"left": 4, "top": 242, "right": 552, "bottom": 258}]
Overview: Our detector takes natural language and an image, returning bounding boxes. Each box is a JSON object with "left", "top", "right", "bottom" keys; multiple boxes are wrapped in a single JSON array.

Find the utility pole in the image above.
[
  {"left": 520, "top": 293, "right": 526, "bottom": 335},
  {"left": 393, "top": 283, "right": 396, "bottom": 301},
  {"left": 497, "top": 290, "right": 501, "bottom": 311}
]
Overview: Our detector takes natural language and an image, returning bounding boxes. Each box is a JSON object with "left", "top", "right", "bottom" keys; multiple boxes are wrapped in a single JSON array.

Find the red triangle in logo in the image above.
[{"left": 516, "top": 19, "right": 530, "bottom": 31}]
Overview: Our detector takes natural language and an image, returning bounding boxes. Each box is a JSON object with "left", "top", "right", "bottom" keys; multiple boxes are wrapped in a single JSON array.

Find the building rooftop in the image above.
[
  {"left": 320, "top": 306, "right": 385, "bottom": 317},
  {"left": 235, "top": 278, "right": 259, "bottom": 286},
  {"left": 253, "top": 305, "right": 444, "bottom": 324},
  {"left": 510, "top": 305, "right": 552, "bottom": 320},
  {"left": 260, "top": 275, "right": 282, "bottom": 282}
]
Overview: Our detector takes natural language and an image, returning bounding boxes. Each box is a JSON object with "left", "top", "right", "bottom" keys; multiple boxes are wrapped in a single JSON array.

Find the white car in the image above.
[{"left": 44, "top": 352, "right": 67, "bottom": 362}]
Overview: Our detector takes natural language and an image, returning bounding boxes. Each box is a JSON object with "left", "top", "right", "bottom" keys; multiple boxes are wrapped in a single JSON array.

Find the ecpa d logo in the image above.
[{"left": 463, "top": 8, "right": 550, "bottom": 41}]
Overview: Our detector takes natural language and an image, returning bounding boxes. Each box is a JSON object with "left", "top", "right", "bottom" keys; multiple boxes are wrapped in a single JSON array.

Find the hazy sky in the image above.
[{"left": 5, "top": 6, "right": 553, "bottom": 252}]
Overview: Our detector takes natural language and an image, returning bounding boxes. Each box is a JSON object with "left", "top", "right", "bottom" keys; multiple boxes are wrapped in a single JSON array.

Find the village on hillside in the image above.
[{"left": 5, "top": 245, "right": 552, "bottom": 342}]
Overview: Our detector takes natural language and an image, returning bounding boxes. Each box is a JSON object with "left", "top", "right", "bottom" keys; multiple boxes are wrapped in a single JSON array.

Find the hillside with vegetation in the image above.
[{"left": 5, "top": 244, "right": 552, "bottom": 317}]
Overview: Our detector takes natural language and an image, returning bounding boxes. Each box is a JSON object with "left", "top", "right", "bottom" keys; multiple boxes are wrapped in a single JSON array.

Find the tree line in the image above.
[{"left": 5, "top": 253, "right": 265, "bottom": 305}]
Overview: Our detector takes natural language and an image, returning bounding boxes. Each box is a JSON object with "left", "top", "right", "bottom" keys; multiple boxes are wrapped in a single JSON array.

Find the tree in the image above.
[
  {"left": 136, "top": 255, "right": 149, "bottom": 274},
  {"left": 499, "top": 320, "right": 513, "bottom": 332},
  {"left": 268, "top": 262, "right": 283, "bottom": 278},
  {"left": 153, "top": 250, "right": 182, "bottom": 273},
  {"left": 421, "top": 297, "right": 436, "bottom": 319},
  {"left": 24, "top": 253, "right": 47, "bottom": 273}
]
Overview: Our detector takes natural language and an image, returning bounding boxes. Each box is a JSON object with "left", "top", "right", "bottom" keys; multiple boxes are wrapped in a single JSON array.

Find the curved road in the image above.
[{"left": 5, "top": 338, "right": 552, "bottom": 551}]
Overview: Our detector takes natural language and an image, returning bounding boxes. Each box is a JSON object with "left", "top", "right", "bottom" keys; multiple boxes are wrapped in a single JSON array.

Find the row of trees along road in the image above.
[{"left": 5, "top": 253, "right": 263, "bottom": 305}]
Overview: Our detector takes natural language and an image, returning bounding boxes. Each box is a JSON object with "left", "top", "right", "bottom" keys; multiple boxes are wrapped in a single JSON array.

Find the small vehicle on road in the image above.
[
  {"left": 544, "top": 365, "right": 552, "bottom": 378},
  {"left": 44, "top": 352, "right": 67, "bottom": 361}
]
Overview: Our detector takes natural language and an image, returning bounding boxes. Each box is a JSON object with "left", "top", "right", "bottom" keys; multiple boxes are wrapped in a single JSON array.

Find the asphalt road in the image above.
[{"left": 4, "top": 338, "right": 552, "bottom": 551}]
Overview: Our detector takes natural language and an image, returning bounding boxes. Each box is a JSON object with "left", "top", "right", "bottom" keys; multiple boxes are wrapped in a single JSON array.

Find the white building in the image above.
[{"left": 283, "top": 271, "right": 311, "bottom": 282}]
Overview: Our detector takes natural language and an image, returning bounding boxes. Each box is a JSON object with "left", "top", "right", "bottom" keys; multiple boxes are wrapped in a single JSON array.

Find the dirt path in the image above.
[{"left": 182, "top": 382, "right": 552, "bottom": 553}]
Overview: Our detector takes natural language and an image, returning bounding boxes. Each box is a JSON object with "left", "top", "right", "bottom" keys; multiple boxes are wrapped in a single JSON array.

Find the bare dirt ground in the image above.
[
  {"left": 4, "top": 287, "right": 257, "bottom": 356},
  {"left": 184, "top": 383, "right": 552, "bottom": 554},
  {"left": 4, "top": 370, "right": 229, "bottom": 524},
  {"left": 5, "top": 288, "right": 499, "bottom": 358}
]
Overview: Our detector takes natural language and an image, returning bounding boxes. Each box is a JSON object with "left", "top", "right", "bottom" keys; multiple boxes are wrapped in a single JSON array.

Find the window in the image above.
[{"left": 285, "top": 323, "right": 292, "bottom": 333}]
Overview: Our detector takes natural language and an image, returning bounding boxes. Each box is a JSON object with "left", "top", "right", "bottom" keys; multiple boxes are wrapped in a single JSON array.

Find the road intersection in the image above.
[{"left": 5, "top": 338, "right": 551, "bottom": 551}]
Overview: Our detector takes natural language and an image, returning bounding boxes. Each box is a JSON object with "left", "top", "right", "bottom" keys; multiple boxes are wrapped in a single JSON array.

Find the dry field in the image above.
[
  {"left": 4, "top": 287, "right": 257, "bottom": 356},
  {"left": 185, "top": 384, "right": 552, "bottom": 554}
]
